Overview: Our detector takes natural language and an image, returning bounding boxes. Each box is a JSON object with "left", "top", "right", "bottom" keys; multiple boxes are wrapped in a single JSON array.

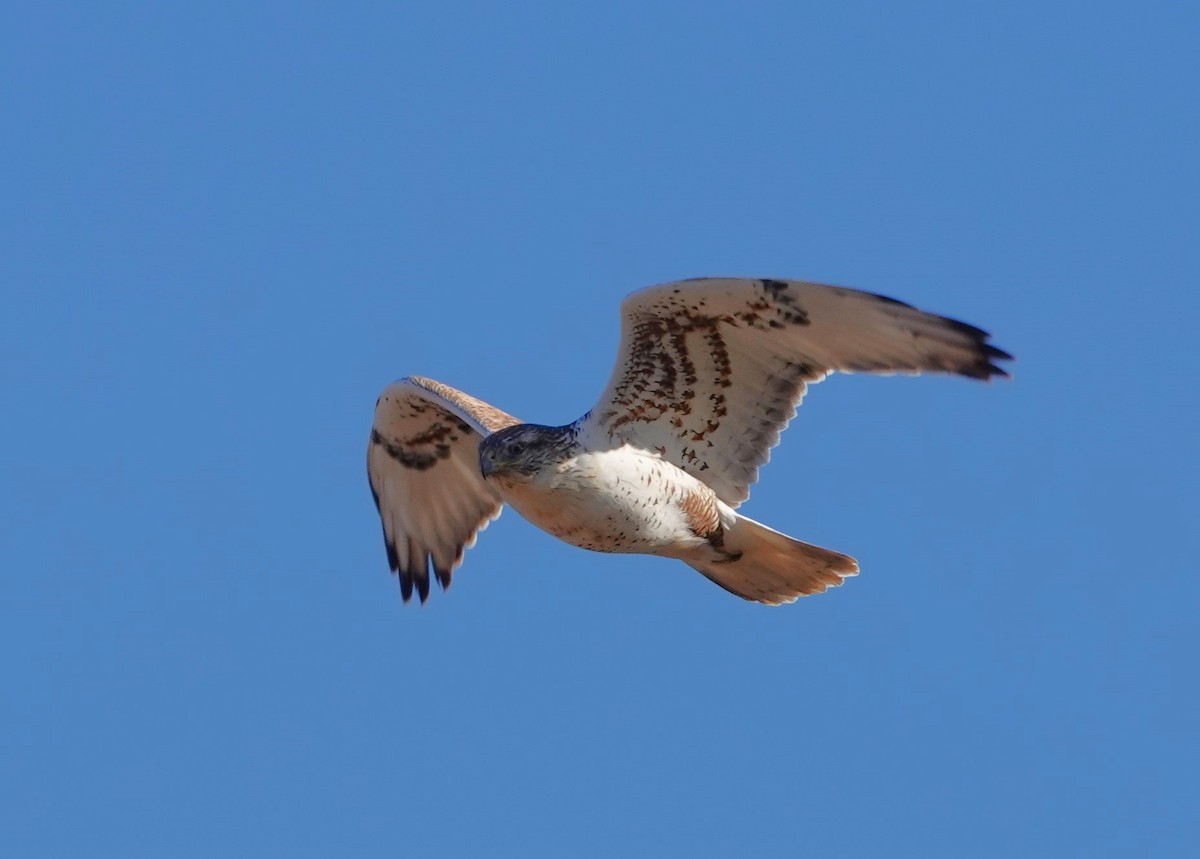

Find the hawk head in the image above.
[{"left": 479, "top": 424, "right": 577, "bottom": 482}]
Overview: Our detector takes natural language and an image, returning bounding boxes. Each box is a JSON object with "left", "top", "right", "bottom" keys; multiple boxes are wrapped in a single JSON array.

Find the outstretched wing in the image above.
[
  {"left": 579, "top": 278, "right": 1011, "bottom": 506},
  {"left": 367, "top": 376, "right": 521, "bottom": 603}
]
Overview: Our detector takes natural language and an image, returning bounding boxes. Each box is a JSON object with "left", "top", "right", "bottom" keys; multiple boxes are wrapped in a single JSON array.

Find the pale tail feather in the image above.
[{"left": 687, "top": 514, "right": 859, "bottom": 605}]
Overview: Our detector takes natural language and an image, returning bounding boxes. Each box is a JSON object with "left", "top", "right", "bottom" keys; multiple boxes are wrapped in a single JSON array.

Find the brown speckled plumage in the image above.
[{"left": 368, "top": 277, "right": 1011, "bottom": 605}]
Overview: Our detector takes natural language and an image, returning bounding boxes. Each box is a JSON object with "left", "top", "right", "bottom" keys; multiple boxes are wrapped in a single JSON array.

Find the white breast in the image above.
[{"left": 495, "top": 445, "right": 711, "bottom": 555}]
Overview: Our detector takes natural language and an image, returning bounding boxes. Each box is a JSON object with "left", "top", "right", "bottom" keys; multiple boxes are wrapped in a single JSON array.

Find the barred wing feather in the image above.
[{"left": 580, "top": 278, "right": 1011, "bottom": 506}]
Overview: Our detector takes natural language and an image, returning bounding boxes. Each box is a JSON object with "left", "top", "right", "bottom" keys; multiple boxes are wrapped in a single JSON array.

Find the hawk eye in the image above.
[{"left": 509, "top": 441, "right": 526, "bottom": 455}]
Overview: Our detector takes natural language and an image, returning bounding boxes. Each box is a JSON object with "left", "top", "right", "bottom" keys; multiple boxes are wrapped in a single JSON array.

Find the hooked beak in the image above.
[{"left": 479, "top": 447, "right": 497, "bottom": 478}]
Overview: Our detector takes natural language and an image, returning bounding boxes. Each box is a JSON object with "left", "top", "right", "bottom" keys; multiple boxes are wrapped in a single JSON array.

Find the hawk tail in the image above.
[{"left": 686, "top": 514, "right": 859, "bottom": 605}]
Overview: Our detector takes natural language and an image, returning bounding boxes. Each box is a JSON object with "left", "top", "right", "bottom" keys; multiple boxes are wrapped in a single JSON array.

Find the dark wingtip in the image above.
[
  {"left": 942, "top": 317, "right": 1013, "bottom": 381},
  {"left": 397, "top": 537, "right": 433, "bottom": 606},
  {"left": 978, "top": 341, "right": 1014, "bottom": 380},
  {"left": 964, "top": 349, "right": 1013, "bottom": 381},
  {"left": 944, "top": 316, "right": 991, "bottom": 341},
  {"left": 433, "top": 562, "right": 453, "bottom": 591},
  {"left": 370, "top": 464, "right": 400, "bottom": 573}
]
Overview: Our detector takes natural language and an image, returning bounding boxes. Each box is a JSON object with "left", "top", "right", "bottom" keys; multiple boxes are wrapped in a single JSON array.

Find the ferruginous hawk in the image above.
[{"left": 368, "top": 278, "right": 1010, "bottom": 605}]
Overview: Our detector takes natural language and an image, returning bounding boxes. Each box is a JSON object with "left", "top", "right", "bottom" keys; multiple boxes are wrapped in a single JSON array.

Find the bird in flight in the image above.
[{"left": 368, "top": 278, "right": 1010, "bottom": 605}]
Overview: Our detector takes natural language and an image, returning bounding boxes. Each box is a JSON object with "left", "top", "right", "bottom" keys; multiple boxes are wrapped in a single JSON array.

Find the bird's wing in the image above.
[
  {"left": 367, "top": 376, "right": 521, "bottom": 602},
  {"left": 579, "top": 278, "right": 1011, "bottom": 506}
]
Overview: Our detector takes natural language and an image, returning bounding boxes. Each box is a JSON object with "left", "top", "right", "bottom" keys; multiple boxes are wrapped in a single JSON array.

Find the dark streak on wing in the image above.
[
  {"left": 581, "top": 277, "right": 1013, "bottom": 507},
  {"left": 760, "top": 279, "right": 811, "bottom": 325},
  {"left": 369, "top": 377, "right": 519, "bottom": 604}
]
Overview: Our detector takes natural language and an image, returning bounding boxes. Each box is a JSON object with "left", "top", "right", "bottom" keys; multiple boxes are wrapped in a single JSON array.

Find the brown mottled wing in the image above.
[
  {"left": 580, "top": 278, "right": 1011, "bottom": 506},
  {"left": 367, "top": 376, "right": 521, "bottom": 603}
]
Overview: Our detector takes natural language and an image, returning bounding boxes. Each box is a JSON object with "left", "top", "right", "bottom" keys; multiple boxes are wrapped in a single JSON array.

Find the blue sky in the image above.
[{"left": 3, "top": 2, "right": 1197, "bottom": 855}]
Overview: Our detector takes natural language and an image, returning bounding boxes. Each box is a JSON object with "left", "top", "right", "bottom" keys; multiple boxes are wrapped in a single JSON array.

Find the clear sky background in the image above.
[{"left": 3, "top": 3, "right": 1197, "bottom": 856}]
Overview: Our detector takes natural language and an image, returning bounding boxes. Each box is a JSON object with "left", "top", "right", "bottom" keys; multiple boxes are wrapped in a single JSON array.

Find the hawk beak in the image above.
[{"left": 479, "top": 449, "right": 495, "bottom": 478}]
